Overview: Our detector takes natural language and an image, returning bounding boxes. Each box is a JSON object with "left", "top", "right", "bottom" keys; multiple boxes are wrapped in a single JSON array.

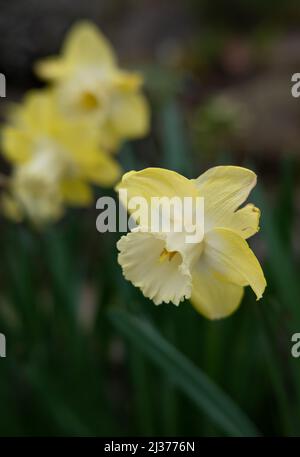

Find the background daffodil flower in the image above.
[
  {"left": 116, "top": 166, "right": 266, "bottom": 319},
  {"left": 2, "top": 165, "right": 64, "bottom": 226},
  {"left": 35, "top": 21, "right": 150, "bottom": 151},
  {"left": 1, "top": 90, "right": 121, "bottom": 224}
]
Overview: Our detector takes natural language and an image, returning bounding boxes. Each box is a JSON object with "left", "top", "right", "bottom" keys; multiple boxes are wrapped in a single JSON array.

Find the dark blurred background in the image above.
[{"left": 2, "top": 0, "right": 300, "bottom": 167}]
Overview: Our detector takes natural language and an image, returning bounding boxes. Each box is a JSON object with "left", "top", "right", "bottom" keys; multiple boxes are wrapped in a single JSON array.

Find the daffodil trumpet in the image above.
[{"left": 116, "top": 166, "right": 266, "bottom": 320}]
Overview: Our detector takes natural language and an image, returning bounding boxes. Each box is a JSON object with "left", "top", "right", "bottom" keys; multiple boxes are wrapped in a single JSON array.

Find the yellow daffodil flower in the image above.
[
  {"left": 116, "top": 166, "right": 266, "bottom": 319},
  {"left": 35, "top": 21, "right": 150, "bottom": 150},
  {"left": 1, "top": 90, "right": 121, "bottom": 224}
]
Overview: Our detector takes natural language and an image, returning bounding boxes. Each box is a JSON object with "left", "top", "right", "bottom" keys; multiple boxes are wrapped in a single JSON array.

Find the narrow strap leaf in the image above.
[{"left": 109, "top": 310, "right": 260, "bottom": 437}]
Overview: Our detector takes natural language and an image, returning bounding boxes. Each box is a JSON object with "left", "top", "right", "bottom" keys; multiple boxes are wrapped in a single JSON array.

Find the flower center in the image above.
[
  {"left": 159, "top": 248, "right": 178, "bottom": 263},
  {"left": 79, "top": 91, "right": 100, "bottom": 110}
]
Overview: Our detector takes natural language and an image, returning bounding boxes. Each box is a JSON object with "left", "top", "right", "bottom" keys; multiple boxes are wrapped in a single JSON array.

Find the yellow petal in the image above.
[
  {"left": 117, "top": 230, "right": 192, "bottom": 305},
  {"left": 98, "top": 122, "right": 122, "bottom": 151},
  {"left": 1, "top": 127, "right": 32, "bottom": 164},
  {"left": 60, "top": 179, "right": 93, "bottom": 206},
  {"left": 192, "top": 166, "right": 257, "bottom": 231},
  {"left": 35, "top": 21, "right": 116, "bottom": 81},
  {"left": 7, "top": 90, "right": 58, "bottom": 134},
  {"left": 191, "top": 262, "right": 244, "bottom": 319},
  {"left": 226, "top": 203, "right": 260, "bottom": 239},
  {"left": 81, "top": 151, "right": 122, "bottom": 187},
  {"left": 35, "top": 57, "right": 71, "bottom": 81},
  {"left": 116, "top": 167, "right": 200, "bottom": 227},
  {"left": 63, "top": 21, "right": 116, "bottom": 66},
  {"left": 205, "top": 227, "right": 266, "bottom": 300},
  {"left": 114, "top": 72, "right": 143, "bottom": 92},
  {"left": 116, "top": 167, "right": 198, "bottom": 206},
  {"left": 110, "top": 92, "right": 150, "bottom": 139}
]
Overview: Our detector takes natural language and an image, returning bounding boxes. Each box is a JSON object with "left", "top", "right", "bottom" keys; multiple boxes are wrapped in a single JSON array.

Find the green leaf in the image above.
[
  {"left": 159, "top": 99, "right": 193, "bottom": 176},
  {"left": 273, "top": 157, "right": 295, "bottom": 249},
  {"left": 109, "top": 310, "right": 260, "bottom": 437},
  {"left": 25, "top": 367, "right": 92, "bottom": 436},
  {"left": 253, "top": 185, "right": 300, "bottom": 331}
]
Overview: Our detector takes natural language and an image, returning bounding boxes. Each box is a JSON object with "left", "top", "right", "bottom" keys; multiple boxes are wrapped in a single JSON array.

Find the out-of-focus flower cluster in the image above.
[{"left": 1, "top": 22, "right": 150, "bottom": 225}]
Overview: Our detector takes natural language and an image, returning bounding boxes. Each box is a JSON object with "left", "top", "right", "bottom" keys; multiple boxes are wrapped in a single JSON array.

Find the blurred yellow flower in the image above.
[
  {"left": 2, "top": 162, "right": 64, "bottom": 226},
  {"left": 1, "top": 90, "right": 121, "bottom": 224},
  {"left": 116, "top": 166, "right": 266, "bottom": 319},
  {"left": 35, "top": 21, "right": 150, "bottom": 150}
]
